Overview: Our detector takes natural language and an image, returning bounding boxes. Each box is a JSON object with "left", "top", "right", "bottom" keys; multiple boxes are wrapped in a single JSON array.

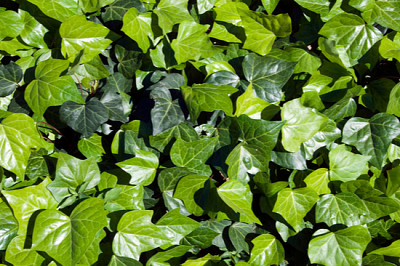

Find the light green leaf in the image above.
[
  {"left": 106, "top": 185, "right": 144, "bottom": 211},
  {"left": 171, "top": 21, "right": 221, "bottom": 64},
  {"left": 2, "top": 178, "right": 57, "bottom": 235},
  {"left": 24, "top": 0, "right": 80, "bottom": 22},
  {"left": 262, "top": 0, "right": 280, "bottom": 14},
  {"left": 170, "top": 137, "right": 218, "bottom": 175},
  {"left": 371, "top": 0, "right": 400, "bottom": 32},
  {"left": 78, "top": 133, "right": 105, "bottom": 162},
  {"left": 272, "top": 187, "right": 319, "bottom": 232},
  {"left": 226, "top": 143, "right": 269, "bottom": 184},
  {"left": 147, "top": 245, "right": 191, "bottom": 266},
  {"left": 241, "top": 16, "right": 276, "bottom": 56},
  {"left": 0, "top": 11, "right": 23, "bottom": 40},
  {"left": 304, "top": 168, "right": 331, "bottom": 195},
  {"left": 174, "top": 174, "right": 209, "bottom": 216},
  {"left": 79, "top": 0, "right": 114, "bottom": 13},
  {"left": 19, "top": 9, "right": 48, "bottom": 48},
  {"left": 287, "top": 47, "right": 322, "bottom": 74},
  {"left": 197, "top": 0, "right": 217, "bottom": 14},
  {"left": 243, "top": 53, "right": 296, "bottom": 103},
  {"left": 5, "top": 236, "right": 45, "bottom": 266},
  {"left": 281, "top": 98, "right": 329, "bottom": 153},
  {"left": 154, "top": 0, "right": 193, "bottom": 33},
  {"left": 249, "top": 234, "right": 285, "bottom": 266},
  {"left": 218, "top": 180, "right": 261, "bottom": 225},
  {"left": 387, "top": 82, "right": 400, "bottom": 117},
  {"left": 181, "top": 83, "right": 237, "bottom": 122},
  {"left": 47, "top": 153, "right": 101, "bottom": 202},
  {"left": 109, "top": 255, "right": 142, "bottom": 266},
  {"left": 32, "top": 198, "right": 107, "bottom": 266},
  {"left": 156, "top": 208, "right": 201, "bottom": 246},
  {"left": 59, "top": 98, "right": 109, "bottom": 138},
  {"left": 112, "top": 210, "right": 170, "bottom": 260},
  {"left": 329, "top": 145, "right": 370, "bottom": 182},
  {"left": 182, "top": 254, "right": 221, "bottom": 265},
  {"left": 308, "top": 226, "right": 371, "bottom": 266},
  {"left": 235, "top": 83, "right": 270, "bottom": 118},
  {"left": 370, "top": 239, "right": 400, "bottom": 257},
  {"left": 181, "top": 225, "right": 219, "bottom": 249},
  {"left": 294, "top": 0, "right": 330, "bottom": 17},
  {"left": 208, "top": 22, "right": 242, "bottom": 43},
  {"left": 315, "top": 192, "right": 366, "bottom": 227},
  {"left": 116, "top": 149, "right": 159, "bottom": 186},
  {"left": 72, "top": 55, "right": 110, "bottom": 81},
  {"left": 121, "top": 7, "right": 153, "bottom": 52},
  {"left": 0, "top": 113, "right": 44, "bottom": 178},
  {"left": 25, "top": 58, "right": 84, "bottom": 116},
  {"left": 60, "top": 15, "right": 114, "bottom": 63},
  {"left": 150, "top": 123, "right": 198, "bottom": 153},
  {"left": 342, "top": 113, "right": 400, "bottom": 168},
  {"left": 319, "top": 13, "right": 382, "bottom": 67}
]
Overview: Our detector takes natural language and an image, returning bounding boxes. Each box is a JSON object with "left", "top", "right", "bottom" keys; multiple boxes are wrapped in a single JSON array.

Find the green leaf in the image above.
[
  {"left": 271, "top": 150, "right": 307, "bottom": 170},
  {"left": 0, "top": 11, "right": 23, "bottom": 40},
  {"left": 103, "top": 0, "right": 146, "bottom": 22},
  {"left": 32, "top": 198, "right": 107, "bottom": 266},
  {"left": 79, "top": 0, "right": 114, "bottom": 13},
  {"left": 5, "top": 236, "right": 45, "bottom": 266},
  {"left": 235, "top": 83, "right": 270, "bottom": 118},
  {"left": 181, "top": 83, "right": 237, "bottom": 122},
  {"left": 60, "top": 15, "right": 114, "bottom": 63},
  {"left": 226, "top": 143, "right": 269, "bottom": 183},
  {"left": 116, "top": 149, "right": 159, "bottom": 186},
  {"left": 329, "top": 145, "right": 370, "bottom": 182},
  {"left": 156, "top": 208, "right": 201, "bottom": 246},
  {"left": 78, "top": 133, "right": 105, "bottom": 162},
  {"left": 304, "top": 168, "right": 331, "bottom": 195},
  {"left": 47, "top": 153, "right": 101, "bottom": 202},
  {"left": 60, "top": 98, "right": 109, "bottom": 138},
  {"left": 103, "top": 72, "right": 133, "bottom": 94},
  {"left": 150, "top": 123, "right": 198, "bottom": 153},
  {"left": 370, "top": 239, "right": 400, "bottom": 257},
  {"left": 19, "top": 10, "right": 48, "bottom": 48},
  {"left": 315, "top": 192, "right": 366, "bottom": 227},
  {"left": 228, "top": 222, "right": 254, "bottom": 253},
  {"left": 170, "top": 137, "right": 218, "bottom": 175},
  {"left": 150, "top": 87, "right": 185, "bottom": 135},
  {"left": 308, "top": 226, "right": 371, "bottom": 266},
  {"left": 154, "top": 0, "right": 193, "bottom": 34},
  {"left": 387, "top": 82, "right": 400, "bottom": 117},
  {"left": 248, "top": 234, "right": 285, "bottom": 266},
  {"left": 0, "top": 61, "right": 22, "bottom": 97},
  {"left": 174, "top": 174, "right": 209, "bottom": 216},
  {"left": 106, "top": 185, "right": 144, "bottom": 211},
  {"left": 121, "top": 7, "right": 153, "bottom": 53},
  {"left": 109, "top": 255, "right": 142, "bottom": 266},
  {"left": 25, "top": 0, "right": 80, "bottom": 22},
  {"left": 25, "top": 59, "right": 84, "bottom": 116},
  {"left": 287, "top": 47, "right": 322, "bottom": 74},
  {"left": 181, "top": 225, "right": 219, "bottom": 249},
  {"left": 147, "top": 245, "right": 191, "bottom": 266},
  {"left": 294, "top": 0, "right": 330, "bottom": 17},
  {"left": 319, "top": 13, "right": 382, "bottom": 67},
  {"left": 0, "top": 200, "right": 18, "bottom": 250},
  {"left": 72, "top": 55, "right": 110, "bottom": 81},
  {"left": 100, "top": 91, "right": 129, "bottom": 123},
  {"left": 2, "top": 178, "right": 57, "bottom": 235},
  {"left": 112, "top": 210, "right": 170, "bottom": 260},
  {"left": 262, "top": 0, "right": 280, "bottom": 14},
  {"left": 243, "top": 53, "right": 296, "bottom": 103},
  {"left": 241, "top": 16, "right": 276, "bottom": 56},
  {"left": 281, "top": 98, "right": 329, "bottom": 153},
  {"left": 171, "top": 21, "right": 221, "bottom": 64},
  {"left": 182, "top": 254, "right": 221, "bottom": 265},
  {"left": 342, "top": 113, "right": 400, "bottom": 168},
  {"left": 208, "top": 23, "right": 242, "bottom": 43},
  {"left": 272, "top": 187, "right": 319, "bottom": 232},
  {"left": 218, "top": 180, "right": 261, "bottom": 225},
  {"left": 0, "top": 113, "right": 44, "bottom": 178},
  {"left": 371, "top": 0, "right": 400, "bottom": 32}
]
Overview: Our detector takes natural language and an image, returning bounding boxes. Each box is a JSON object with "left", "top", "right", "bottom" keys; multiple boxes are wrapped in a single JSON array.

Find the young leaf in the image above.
[
  {"left": 174, "top": 174, "right": 209, "bottom": 216},
  {"left": 248, "top": 234, "right": 285, "bottom": 266},
  {"left": 78, "top": 133, "right": 106, "bottom": 162},
  {"left": 308, "top": 226, "right": 371, "bottom": 266},
  {"left": 32, "top": 198, "right": 107, "bottom": 266},
  {"left": 154, "top": 0, "right": 193, "bottom": 34},
  {"left": 121, "top": 7, "right": 153, "bottom": 53},
  {"left": 25, "top": 0, "right": 80, "bottom": 22},
  {"left": 60, "top": 98, "right": 109, "bottom": 138}
]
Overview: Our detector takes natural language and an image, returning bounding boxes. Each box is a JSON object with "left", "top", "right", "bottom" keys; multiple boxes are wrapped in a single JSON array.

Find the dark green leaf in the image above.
[{"left": 0, "top": 62, "right": 23, "bottom": 97}]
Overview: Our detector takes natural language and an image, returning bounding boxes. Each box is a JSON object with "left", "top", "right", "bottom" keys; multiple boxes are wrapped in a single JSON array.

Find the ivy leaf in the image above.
[
  {"left": 262, "top": 0, "right": 280, "bottom": 14},
  {"left": 0, "top": 11, "right": 23, "bottom": 40},
  {"left": 116, "top": 149, "right": 159, "bottom": 186},
  {"left": 25, "top": 59, "right": 84, "bottom": 116},
  {"left": 112, "top": 210, "right": 170, "bottom": 260},
  {"left": 181, "top": 226, "right": 219, "bottom": 249},
  {"left": 25, "top": 0, "right": 80, "bottom": 22},
  {"left": 319, "top": 13, "right": 382, "bottom": 67},
  {"left": 171, "top": 21, "right": 222, "bottom": 64},
  {"left": 228, "top": 222, "right": 254, "bottom": 253},
  {"left": 2, "top": 178, "right": 57, "bottom": 235},
  {"left": 32, "top": 198, "right": 107, "bottom": 266},
  {"left": 249, "top": 234, "right": 285, "bottom": 266},
  {"left": 371, "top": 1, "right": 400, "bottom": 32},
  {"left": 19, "top": 10, "right": 48, "bottom": 48},
  {"left": 0, "top": 113, "right": 44, "bottom": 178},
  {"left": 370, "top": 239, "right": 400, "bottom": 257},
  {"left": 150, "top": 87, "right": 185, "bottom": 135},
  {"left": 100, "top": 91, "right": 129, "bottom": 123},
  {"left": 241, "top": 16, "right": 276, "bottom": 56},
  {"left": 106, "top": 185, "right": 144, "bottom": 211},
  {"left": 304, "top": 168, "right": 331, "bottom": 195},
  {"left": 308, "top": 226, "right": 371, "bottom": 266},
  {"left": 60, "top": 15, "right": 115, "bottom": 63},
  {"left": 5, "top": 236, "right": 45, "bottom": 266},
  {"left": 174, "top": 174, "right": 209, "bottom": 216},
  {"left": 103, "top": 72, "right": 133, "bottom": 94},
  {"left": 281, "top": 99, "right": 329, "bottom": 153},
  {"left": 147, "top": 246, "right": 191, "bottom": 266},
  {"left": 329, "top": 145, "right": 371, "bottom": 182},
  {"left": 47, "top": 153, "right": 101, "bottom": 202},
  {"left": 121, "top": 7, "right": 153, "bottom": 53},
  {"left": 0, "top": 61, "right": 22, "bottom": 97},
  {"left": 342, "top": 113, "right": 400, "bottom": 169},
  {"left": 156, "top": 208, "right": 201, "bottom": 246},
  {"left": 243, "top": 53, "right": 296, "bottom": 103},
  {"left": 272, "top": 187, "right": 319, "bottom": 232},
  {"left": 0, "top": 200, "right": 18, "bottom": 250},
  {"left": 170, "top": 137, "right": 218, "bottom": 175},
  {"left": 217, "top": 180, "right": 261, "bottom": 225},
  {"left": 60, "top": 98, "right": 109, "bottom": 138},
  {"left": 103, "top": 0, "right": 146, "bottom": 22},
  {"left": 154, "top": 0, "right": 193, "bottom": 34},
  {"left": 78, "top": 133, "right": 106, "bottom": 162},
  {"left": 181, "top": 83, "right": 238, "bottom": 122}
]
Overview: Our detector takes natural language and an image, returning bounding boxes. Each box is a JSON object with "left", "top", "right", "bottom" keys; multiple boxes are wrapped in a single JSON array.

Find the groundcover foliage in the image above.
[{"left": 2, "top": 0, "right": 400, "bottom": 265}]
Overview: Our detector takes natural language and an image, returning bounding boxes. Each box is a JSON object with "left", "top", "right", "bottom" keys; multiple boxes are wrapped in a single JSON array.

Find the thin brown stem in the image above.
[
  {"left": 41, "top": 135, "right": 54, "bottom": 143},
  {"left": 74, "top": 73, "right": 84, "bottom": 98},
  {"left": 36, "top": 121, "right": 64, "bottom": 137}
]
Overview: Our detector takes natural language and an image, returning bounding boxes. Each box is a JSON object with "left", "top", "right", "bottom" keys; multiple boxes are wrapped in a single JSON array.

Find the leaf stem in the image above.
[
  {"left": 36, "top": 121, "right": 64, "bottom": 137},
  {"left": 74, "top": 73, "right": 84, "bottom": 98}
]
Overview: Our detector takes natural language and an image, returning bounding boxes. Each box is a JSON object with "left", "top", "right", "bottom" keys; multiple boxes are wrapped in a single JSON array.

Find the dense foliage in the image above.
[{"left": 1, "top": 0, "right": 400, "bottom": 265}]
